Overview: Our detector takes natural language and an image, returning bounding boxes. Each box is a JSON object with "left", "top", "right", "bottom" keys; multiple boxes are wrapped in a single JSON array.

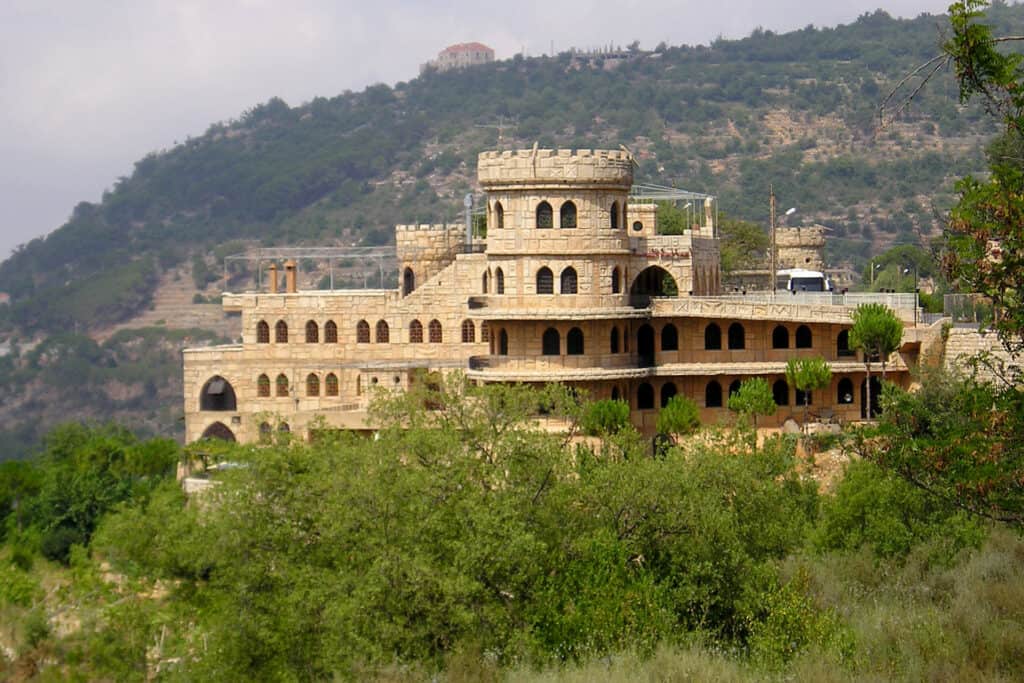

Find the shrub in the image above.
[
  {"left": 657, "top": 395, "right": 701, "bottom": 436},
  {"left": 581, "top": 399, "right": 631, "bottom": 435}
]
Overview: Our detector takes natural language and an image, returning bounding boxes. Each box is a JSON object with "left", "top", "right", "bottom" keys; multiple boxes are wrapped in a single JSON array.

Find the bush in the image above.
[
  {"left": 657, "top": 395, "right": 701, "bottom": 435},
  {"left": 581, "top": 399, "right": 631, "bottom": 435}
]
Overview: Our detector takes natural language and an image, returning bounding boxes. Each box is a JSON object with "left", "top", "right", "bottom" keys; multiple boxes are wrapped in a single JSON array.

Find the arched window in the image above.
[
  {"left": 637, "top": 383, "right": 655, "bottom": 410},
  {"left": 536, "top": 267, "right": 554, "bottom": 294},
  {"left": 661, "top": 323, "right": 679, "bottom": 351},
  {"left": 403, "top": 267, "right": 415, "bottom": 296},
  {"left": 837, "top": 378, "right": 854, "bottom": 404},
  {"left": 278, "top": 423, "right": 290, "bottom": 433},
  {"left": 481, "top": 322, "right": 490, "bottom": 342},
  {"left": 482, "top": 270, "right": 489, "bottom": 294},
  {"left": 307, "top": 373, "right": 320, "bottom": 397},
  {"left": 772, "top": 325, "right": 789, "bottom": 349},
  {"left": 795, "top": 325, "right": 813, "bottom": 349},
  {"left": 728, "top": 323, "right": 745, "bottom": 350},
  {"left": 409, "top": 319, "right": 423, "bottom": 343},
  {"left": 610, "top": 201, "right": 620, "bottom": 229},
  {"left": 705, "top": 323, "right": 722, "bottom": 350},
  {"left": 837, "top": 330, "right": 854, "bottom": 357},
  {"left": 259, "top": 422, "right": 272, "bottom": 443},
  {"left": 357, "top": 320, "right": 370, "bottom": 343},
  {"left": 199, "top": 376, "right": 236, "bottom": 411},
  {"left": 705, "top": 381, "right": 723, "bottom": 408},
  {"left": 795, "top": 388, "right": 812, "bottom": 406},
  {"left": 201, "top": 422, "right": 235, "bottom": 442},
  {"left": 560, "top": 267, "right": 578, "bottom": 294},
  {"left": 611, "top": 267, "right": 621, "bottom": 293},
  {"left": 495, "top": 268, "right": 505, "bottom": 294},
  {"left": 567, "top": 327, "right": 584, "bottom": 355},
  {"left": 499, "top": 328, "right": 509, "bottom": 355},
  {"left": 257, "top": 374, "right": 271, "bottom": 397},
  {"left": 428, "top": 319, "right": 442, "bottom": 343},
  {"left": 560, "top": 201, "right": 577, "bottom": 229},
  {"left": 542, "top": 328, "right": 560, "bottom": 355},
  {"left": 256, "top": 320, "right": 270, "bottom": 343},
  {"left": 305, "top": 320, "right": 319, "bottom": 343},
  {"left": 773, "top": 379, "right": 789, "bottom": 405},
  {"left": 324, "top": 320, "right": 338, "bottom": 343},
  {"left": 376, "top": 320, "right": 390, "bottom": 343},
  {"left": 661, "top": 382, "right": 678, "bottom": 408},
  {"left": 494, "top": 201, "right": 504, "bottom": 230},
  {"left": 611, "top": 387, "right": 621, "bottom": 401},
  {"left": 325, "top": 373, "right": 339, "bottom": 397},
  {"left": 461, "top": 319, "right": 475, "bottom": 343},
  {"left": 276, "top": 374, "right": 289, "bottom": 397},
  {"left": 610, "top": 326, "right": 620, "bottom": 353},
  {"left": 275, "top": 320, "right": 288, "bottom": 343},
  {"left": 536, "top": 201, "right": 553, "bottom": 229},
  {"left": 729, "top": 380, "right": 742, "bottom": 397}
]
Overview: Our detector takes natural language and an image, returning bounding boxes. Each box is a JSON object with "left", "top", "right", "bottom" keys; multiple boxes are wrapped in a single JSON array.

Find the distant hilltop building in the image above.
[{"left": 421, "top": 42, "right": 495, "bottom": 74}]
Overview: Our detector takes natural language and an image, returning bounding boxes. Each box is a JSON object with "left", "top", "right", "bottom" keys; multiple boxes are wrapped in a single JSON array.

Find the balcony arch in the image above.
[
  {"left": 542, "top": 328, "right": 560, "bottom": 355},
  {"left": 200, "top": 376, "right": 236, "bottom": 411},
  {"left": 567, "top": 327, "right": 584, "bottom": 355},
  {"left": 661, "top": 323, "right": 678, "bottom": 351},
  {"left": 637, "top": 382, "right": 655, "bottom": 410},
  {"left": 638, "top": 323, "right": 655, "bottom": 366},
  {"left": 727, "top": 323, "right": 745, "bottom": 350},
  {"left": 772, "top": 325, "right": 789, "bottom": 349},
  {"left": 795, "top": 325, "right": 813, "bottom": 349},
  {"left": 200, "top": 422, "right": 235, "bottom": 442},
  {"left": 630, "top": 266, "right": 679, "bottom": 298},
  {"left": 838, "top": 377, "right": 854, "bottom": 404},
  {"left": 705, "top": 381, "right": 723, "bottom": 408},
  {"left": 660, "top": 382, "right": 677, "bottom": 408},
  {"left": 704, "top": 323, "right": 722, "bottom": 350}
]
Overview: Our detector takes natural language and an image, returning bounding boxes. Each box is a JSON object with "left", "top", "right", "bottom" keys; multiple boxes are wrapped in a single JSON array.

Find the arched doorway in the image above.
[
  {"left": 201, "top": 422, "right": 236, "bottom": 442},
  {"left": 637, "top": 324, "right": 655, "bottom": 367},
  {"left": 403, "top": 267, "right": 415, "bottom": 296},
  {"left": 629, "top": 266, "right": 679, "bottom": 304},
  {"left": 199, "top": 376, "right": 237, "bottom": 412},
  {"left": 860, "top": 377, "right": 882, "bottom": 418}
]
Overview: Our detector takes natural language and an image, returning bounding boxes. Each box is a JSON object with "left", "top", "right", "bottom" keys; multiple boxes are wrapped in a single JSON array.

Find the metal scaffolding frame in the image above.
[
  {"left": 629, "top": 183, "right": 718, "bottom": 236},
  {"left": 222, "top": 246, "right": 402, "bottom": 292}
]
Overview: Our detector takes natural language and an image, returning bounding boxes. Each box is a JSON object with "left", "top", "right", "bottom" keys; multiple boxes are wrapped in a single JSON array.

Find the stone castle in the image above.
[{"left": 184, "top": 148, "right": 923, "bottom": 443}]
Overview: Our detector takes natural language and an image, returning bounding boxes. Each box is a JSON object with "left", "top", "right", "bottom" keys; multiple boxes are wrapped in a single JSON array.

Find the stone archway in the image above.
[
  {"left": 199, "top": 376, "right": 237, "bottom": 412},
  {"left": 201, "top": 421, "right": 236, "bottom": 442},
  {"left": 630, "top": 266, "right": 679, "bottom": 299}
]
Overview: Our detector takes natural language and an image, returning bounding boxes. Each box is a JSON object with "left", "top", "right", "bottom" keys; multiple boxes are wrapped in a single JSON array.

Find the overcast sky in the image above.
[{"left": 0, "top": 0, "right": 953, "bottom": 258}]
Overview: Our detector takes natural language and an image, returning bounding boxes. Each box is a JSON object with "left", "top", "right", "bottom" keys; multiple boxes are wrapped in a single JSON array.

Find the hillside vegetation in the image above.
[{"left": 1, "top": 5, "right": 1023, "bottom": 453}]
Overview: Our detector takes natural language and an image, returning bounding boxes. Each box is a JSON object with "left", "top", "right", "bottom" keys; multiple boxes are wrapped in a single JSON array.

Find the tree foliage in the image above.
[
  {"left": 785, "top": 357, "right": 832, "bottom": 427},
  {"left": 656, "top": 394, "right": 702, "bottom": 436},
  {"left": 727, "top": 377, "right": 777, "bottom": 438}
]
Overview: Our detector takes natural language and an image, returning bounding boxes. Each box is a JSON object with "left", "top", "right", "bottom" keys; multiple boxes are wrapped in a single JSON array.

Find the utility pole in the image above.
[{"left": 769, "top": 184, "right": 777, "bottom": 295}]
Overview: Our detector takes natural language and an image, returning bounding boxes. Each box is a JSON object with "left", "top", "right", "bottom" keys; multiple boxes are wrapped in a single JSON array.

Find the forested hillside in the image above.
[{"left": 1, "top": 4, "right": 1022, "bottom": 454}]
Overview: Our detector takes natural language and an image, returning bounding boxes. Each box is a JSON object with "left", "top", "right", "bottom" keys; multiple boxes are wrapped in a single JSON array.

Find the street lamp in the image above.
[
  {"left": 870, "top": 261, "right": 883, "bottom": 286},
  {"left": 903, "top": 266, "right": 919, "bottom": 326}
]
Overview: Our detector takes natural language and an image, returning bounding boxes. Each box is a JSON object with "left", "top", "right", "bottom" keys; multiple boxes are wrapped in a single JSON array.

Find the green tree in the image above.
[
  {"left": 581, "top": 399, "right": 631, "bottom": 436},
  {"left": 719, "top": 215, "right": 769, "bottom": 274},
  {"left": 656, "top": 394, "right": 701, "bottom": 437},
  {"left": 727, "top": 377, "right": 777, "bottom": 447},
  {"left": 785, "top": 357, "right": 832, "bottom": 429},
  {"left": 849, "top": 302, "right": 903, "bottom": 418},
  {"left": 942, "top": 0, "right": 1024, "bottom": 354}
]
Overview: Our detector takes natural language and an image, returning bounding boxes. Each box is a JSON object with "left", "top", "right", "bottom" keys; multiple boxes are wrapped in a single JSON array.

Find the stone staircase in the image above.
[
  {"left": 943, "top": 327, "right": 1019, "bottom": 383},
  {"left": 97, "top": 268, "right": 240, "bottom": 342}
]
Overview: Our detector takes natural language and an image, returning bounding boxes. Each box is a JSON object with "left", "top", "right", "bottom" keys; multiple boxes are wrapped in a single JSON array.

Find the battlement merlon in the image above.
[{"left": 477, "top": 149, "right": 634, "bottom": 190}]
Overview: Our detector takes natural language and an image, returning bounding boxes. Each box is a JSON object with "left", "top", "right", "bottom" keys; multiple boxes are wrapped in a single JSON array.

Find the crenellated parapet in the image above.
[
  {"left": 478, "top": 149, "right": 634, "bottom": 189},
  {"left": 395, "top": 224, "right": 467, "bottom": 294}
]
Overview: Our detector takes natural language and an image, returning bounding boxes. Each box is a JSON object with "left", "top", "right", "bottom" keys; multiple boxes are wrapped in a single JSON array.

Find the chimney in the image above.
[
  {"left": 268, "top": 263, "right": 279, "bottom": 293},
  {"left": 284, "top": 260, "right": 297, "bottom": 293}
]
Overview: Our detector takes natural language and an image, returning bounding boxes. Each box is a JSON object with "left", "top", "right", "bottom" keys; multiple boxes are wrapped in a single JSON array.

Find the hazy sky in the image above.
[{"left": 0, "top": 0, "right": 953, "bottom": 258}]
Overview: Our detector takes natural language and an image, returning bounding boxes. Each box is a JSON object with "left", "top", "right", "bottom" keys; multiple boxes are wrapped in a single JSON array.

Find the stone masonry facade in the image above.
[{"left": 184, "top": 148, "right": 919, "bottom": 443}]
